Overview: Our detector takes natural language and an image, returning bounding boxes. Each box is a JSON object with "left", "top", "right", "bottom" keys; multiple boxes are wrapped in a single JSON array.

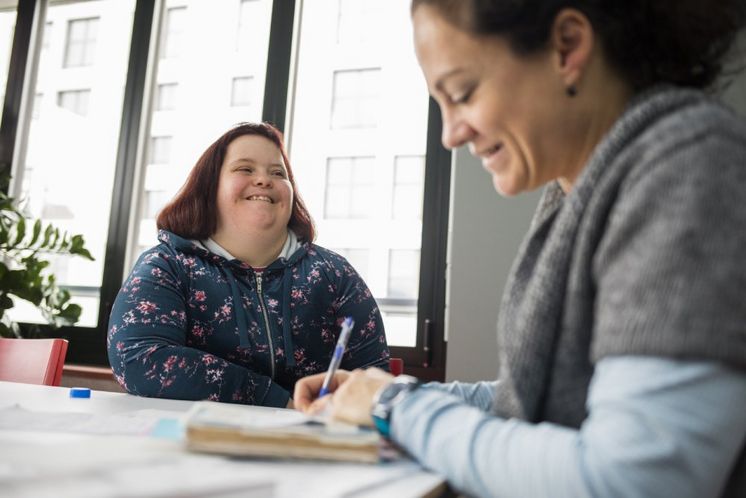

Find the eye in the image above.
[
  {"left": 272, "top": 169, "right": 287, "bottom": 177},
  {"left": 450, "top": 87, "right": 474, "bottom": 105}
]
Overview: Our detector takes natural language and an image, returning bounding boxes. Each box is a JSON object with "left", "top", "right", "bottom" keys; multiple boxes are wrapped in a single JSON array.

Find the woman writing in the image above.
[
  {"left": 295, "top": 1, "right": 746, "bottom": 496},
  {"left": 108, "top": 122, "right": 389, "bottom": 408}
]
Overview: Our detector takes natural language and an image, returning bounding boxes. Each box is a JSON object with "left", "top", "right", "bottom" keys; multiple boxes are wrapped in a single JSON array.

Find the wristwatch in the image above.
[{"left": 371, "top": 374, "right": 421, "bottom": 438}]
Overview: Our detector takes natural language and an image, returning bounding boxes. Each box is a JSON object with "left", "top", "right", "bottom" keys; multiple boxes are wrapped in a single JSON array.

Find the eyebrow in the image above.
[
  {"left": 229, "top": 158, "right": 286, "bottom": 169},
  {"left": 434, "top": 68, "right": 467, "bottom": 93}
]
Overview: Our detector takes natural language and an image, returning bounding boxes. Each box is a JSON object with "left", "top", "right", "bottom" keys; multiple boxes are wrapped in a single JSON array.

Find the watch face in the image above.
[{"left": 377, "top": 376, "right": 419, "bottom": 405}]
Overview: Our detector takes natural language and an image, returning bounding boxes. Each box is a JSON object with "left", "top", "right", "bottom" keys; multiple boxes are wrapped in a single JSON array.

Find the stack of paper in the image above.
[{"left": 184, "top": 402, "right": 393, "bottom": 463}]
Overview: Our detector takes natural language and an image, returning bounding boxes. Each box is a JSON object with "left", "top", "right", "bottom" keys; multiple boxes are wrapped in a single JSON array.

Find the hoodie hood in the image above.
[{"left": 157, "top": 229, "right": 306, "bottom": 368}]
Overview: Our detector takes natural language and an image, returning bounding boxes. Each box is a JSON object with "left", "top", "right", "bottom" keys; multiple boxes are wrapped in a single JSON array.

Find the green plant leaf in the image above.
[
  {"left": 29, "top": 219, "right": 42, "bottom": 246},
  {"left": 41, "top": 224, "right": 53, "bottom": 248},
  {"left": 11, "top": 216, "right": 25, "bottom": 248}
]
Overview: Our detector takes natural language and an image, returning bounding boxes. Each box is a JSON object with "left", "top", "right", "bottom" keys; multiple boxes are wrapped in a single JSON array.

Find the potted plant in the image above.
[{"left": 0, "top": 182, "right": 94, "bottom": 338}]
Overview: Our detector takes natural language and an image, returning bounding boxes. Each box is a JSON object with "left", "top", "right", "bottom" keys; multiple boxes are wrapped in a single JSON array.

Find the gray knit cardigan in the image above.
[{"left": 493, "top": 86, "right": 746, "bottom": 495}]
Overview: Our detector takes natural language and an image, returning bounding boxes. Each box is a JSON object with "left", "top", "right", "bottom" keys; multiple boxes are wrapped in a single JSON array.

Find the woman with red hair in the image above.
[{"left": 107, "top": 122, "right": 389, "bottom": 408}]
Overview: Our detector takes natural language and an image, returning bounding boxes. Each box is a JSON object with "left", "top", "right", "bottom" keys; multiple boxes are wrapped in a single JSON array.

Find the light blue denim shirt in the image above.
[{"left": 390, "top": 356, "right": 746, "bottom": 498}]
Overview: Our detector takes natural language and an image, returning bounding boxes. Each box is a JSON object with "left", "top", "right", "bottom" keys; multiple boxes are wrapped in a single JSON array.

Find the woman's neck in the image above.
[{"left": 212, "top": 228, "right": 288, "bottom": 267}]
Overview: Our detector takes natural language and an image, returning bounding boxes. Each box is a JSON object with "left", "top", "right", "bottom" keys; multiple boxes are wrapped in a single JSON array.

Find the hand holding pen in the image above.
[{"left": 318, "top": 317, "right": 354, "bottom": 397}]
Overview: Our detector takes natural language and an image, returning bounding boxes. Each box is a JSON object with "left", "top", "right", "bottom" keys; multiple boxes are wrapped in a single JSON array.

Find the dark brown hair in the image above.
[
  {"left": 157, "top": 122, "right": 316, "bottom": 242},
  {"left": 412, "top": 0, "right": 746, "bottom": 91}
]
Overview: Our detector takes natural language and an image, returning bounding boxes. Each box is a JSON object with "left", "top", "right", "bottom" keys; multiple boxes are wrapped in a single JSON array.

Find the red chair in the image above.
[
  {"left": 0, "top": 338, "right": 69, "bottom": 386},
  {"left": 389, "top": 357, "right": 404, "bottom": 376}
]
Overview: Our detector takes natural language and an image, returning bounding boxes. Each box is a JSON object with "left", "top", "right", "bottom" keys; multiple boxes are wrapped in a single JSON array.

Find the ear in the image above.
[{"left": 550, "top": 8, "right": 594, "bottom": 89}]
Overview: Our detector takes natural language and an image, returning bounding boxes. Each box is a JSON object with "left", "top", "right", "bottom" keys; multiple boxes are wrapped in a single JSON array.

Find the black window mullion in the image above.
[
  {"left": 95, "top": 0, "right": 156, "bottom": 360},
  {"left": 0, "top": 0, "right": 37, "bottom": 194},
  {"left": 262, "top": 0, "right": 295, "bottom": 132},
  {"left": 390, "top": 97, "right": 451, "bottom": 381}
]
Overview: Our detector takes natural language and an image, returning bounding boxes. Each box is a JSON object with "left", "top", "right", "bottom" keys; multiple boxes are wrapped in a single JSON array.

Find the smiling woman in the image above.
[{"left": 106, "top": 122, "right": 390, "bottom": 408}]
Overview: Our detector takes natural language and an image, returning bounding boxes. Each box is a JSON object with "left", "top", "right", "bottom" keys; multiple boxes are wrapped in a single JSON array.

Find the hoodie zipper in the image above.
[{"left": 255, "top": 273, "right": 276, "bottom": 379}]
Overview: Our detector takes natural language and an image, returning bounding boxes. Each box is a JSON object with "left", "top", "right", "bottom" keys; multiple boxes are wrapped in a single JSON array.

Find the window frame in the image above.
[
  {"left": 0, "top": 0, "right": 451, "bottom": 381},
  {"left": 62, "top": 16, "right": 98, "bottom": 68}
]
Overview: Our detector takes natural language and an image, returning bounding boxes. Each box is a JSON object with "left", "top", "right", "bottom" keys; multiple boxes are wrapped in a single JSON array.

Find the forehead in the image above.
[
  {"left": 412, "top": 6, "right": 497, "bottom": 85},
  {"left": 224, "top": 134, "right": 284, "bottom": 163}
]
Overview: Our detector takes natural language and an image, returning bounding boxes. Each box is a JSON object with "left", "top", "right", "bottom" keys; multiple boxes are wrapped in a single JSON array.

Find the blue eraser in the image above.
[{"left": 69, "top": 387, "right": 91, "bottom": 398}]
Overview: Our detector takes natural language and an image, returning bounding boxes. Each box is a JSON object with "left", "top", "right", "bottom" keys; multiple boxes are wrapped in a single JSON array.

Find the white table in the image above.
[{"left": 0, "top": 381, "right": 447, "bottom": 498}]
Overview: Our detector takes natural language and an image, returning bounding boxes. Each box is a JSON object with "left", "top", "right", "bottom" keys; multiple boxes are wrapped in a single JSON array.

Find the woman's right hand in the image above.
[{"left": 293, "top": 369, "right": 352, "bottom": 413}]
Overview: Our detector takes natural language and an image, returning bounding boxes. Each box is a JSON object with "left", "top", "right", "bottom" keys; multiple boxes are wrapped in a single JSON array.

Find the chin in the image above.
[{"left": 492, "top": 175, "right": 522, "bottom": 197}]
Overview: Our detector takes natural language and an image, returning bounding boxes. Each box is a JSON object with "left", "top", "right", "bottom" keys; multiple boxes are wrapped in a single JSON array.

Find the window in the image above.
[
  {"left": 129, "top": 0, "right": 273, "bottom": 269},
  {"left": 42, "top": 21, "right": 52, "bottom": 51},
  {"left": 392, "top": 155, "right": 425, "bottom": 220},
  {"left": 289, "top": 0, "right": 447, "bottom": 366},
  {"left": 231, "top": 76, "right": 253, "bottom": 107},
  {"left": 388, "top": 249, "right": 420, "bottom": 299},
  {"left": 324, "top": 157, "right": 375, "bottom": 219},
  {"left": 0, "top": 5, "right": 17, "bottom": 131},
  {"left": 155, "top": 83, "right": 177, "bottom": 111},
  {"left": 330, "top": 68, "right": 380, "bottom": 129},
  {"left": 160, "top": 7, "right": 185, "bottom": 59},
  {"left": 143, "top": 190, "right": 171, "bottom": 219},
  {"left": 6, "top": 0, "right": 136, "bottom": 329},
  {"left": 148, "top": 136, "right": 172, "bottom": 164},
  {"left": 57, "top": 89, "right": 90, "bottom": 116},
  {"left": 63, "top": 17, "right": 99, "bottom": 67},
  {"left": 1, "top": 0, "right": 450, "bottom": 377},
  {"left": 32, "top": 92, "right": 42, "bottom": 120}
]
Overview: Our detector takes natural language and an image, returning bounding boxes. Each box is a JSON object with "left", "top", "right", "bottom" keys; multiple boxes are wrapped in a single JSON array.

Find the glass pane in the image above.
[
  {"left": 0, "top": 3, "right": 17, "bottom": 130},
  {"left": 128, "top": 0, "right": 273, "bottom": 270},
  {"left": 7, "top": 0, "right": 136, "bottom": 327},
  {"left": 289, "top": 0, "right": 429, "bottom": 347}
]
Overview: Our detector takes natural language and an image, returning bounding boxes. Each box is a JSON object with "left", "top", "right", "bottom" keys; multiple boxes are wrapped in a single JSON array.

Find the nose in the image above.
[
  {"left": 252, "top": 171, "right": 272, "bottom": 187},
  {"left": 440, "top": 107, "right": 474, "bottom": 150}
]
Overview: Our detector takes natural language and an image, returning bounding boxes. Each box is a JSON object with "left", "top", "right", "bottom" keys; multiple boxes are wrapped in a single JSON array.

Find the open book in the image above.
[{"left": 184, "top": 401, "right": 398, "bottom": 464}]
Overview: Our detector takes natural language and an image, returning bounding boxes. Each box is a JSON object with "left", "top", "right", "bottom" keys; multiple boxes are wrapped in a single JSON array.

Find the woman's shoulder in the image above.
[
  {"left": 616, "top": 92, "right": 746, "bottom": 193},
  {"left": 300, "top": 243, "right": 348, "bottom": 266}
]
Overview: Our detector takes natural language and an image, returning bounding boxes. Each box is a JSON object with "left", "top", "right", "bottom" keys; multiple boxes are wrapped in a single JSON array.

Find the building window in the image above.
[
  {"left": 143, "top": 190, "right": 171, "bottom": 219},
  {"left": 324, "top": 157, "right": 375, "bottom": 219},
  {"left": 160, "top": 6, "right": 185, "bottom": 59},
  {"left": 155, "top": 83, "right": 177, "bottom": 111},
  {"left": 32, "top": 93, "right": 43, "bottom": 120},
  {"left": 64, "top": 17, "right": 99, "bottom": 67},
  {"left": 330, "top": 68, "right": 380, "bottom": 129},
  {"left": 42, "top": 21, "right": 52, "bottom": 51},
  {"left": 149, "top": 136, "right": 172, "bottom": 164},
  {"left": 388, "top": 249, "right": 420, "bottom": 299},
  {"left": 392, "top": 155, "right": 425, "bottom": 220},
  {"left": 57, "top": 89, "right": 91, "bottom": 116},
  {"left": 231, "top": 76, "right": 253, "bottom": 107}
]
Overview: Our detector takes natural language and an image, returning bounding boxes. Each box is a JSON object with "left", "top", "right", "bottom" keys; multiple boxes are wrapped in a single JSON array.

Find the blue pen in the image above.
[{"left": 318, "top": 317, "right": 354, "bottom": 397}]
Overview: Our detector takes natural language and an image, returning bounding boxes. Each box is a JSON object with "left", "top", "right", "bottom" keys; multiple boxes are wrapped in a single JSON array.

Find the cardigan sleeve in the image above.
[
  {"left": 389, "top": 356, "right": 746, "bottom": 498},
  {"left": 106, "top": 250, "right": 290, "bottom": 407}
]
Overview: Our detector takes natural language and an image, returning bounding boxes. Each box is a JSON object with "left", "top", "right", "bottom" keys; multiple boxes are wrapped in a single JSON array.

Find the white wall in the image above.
[
  {"left": 444, "top": 40, "right": 746, "bottom": 382},
  {"left": 444, "top": 148, "right": 539, "bottom": 382}
]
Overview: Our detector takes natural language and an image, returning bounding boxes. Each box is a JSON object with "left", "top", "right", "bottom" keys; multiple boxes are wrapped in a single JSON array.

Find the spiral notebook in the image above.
[{"left": 184, "top": 401, "right": 398, "bottom": 464}]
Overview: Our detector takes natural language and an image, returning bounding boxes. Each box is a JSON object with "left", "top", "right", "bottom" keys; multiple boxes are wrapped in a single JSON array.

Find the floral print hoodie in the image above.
[{"left": 107, "top": 230, "right": 389, "bottom": 407}]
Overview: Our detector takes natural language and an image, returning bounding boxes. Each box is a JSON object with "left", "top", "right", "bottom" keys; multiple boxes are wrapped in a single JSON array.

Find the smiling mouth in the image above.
[
  {"left": 479, "top": 143, "right": 503, "bottom": 158},
  {"left": 246, "top": 195, "right": 273, "bottom": 204}
]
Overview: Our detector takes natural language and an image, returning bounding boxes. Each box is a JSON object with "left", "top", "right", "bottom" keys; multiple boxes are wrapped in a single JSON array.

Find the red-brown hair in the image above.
[{"left": 157, "top": 122, "right": 316, "bottom": 242}]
